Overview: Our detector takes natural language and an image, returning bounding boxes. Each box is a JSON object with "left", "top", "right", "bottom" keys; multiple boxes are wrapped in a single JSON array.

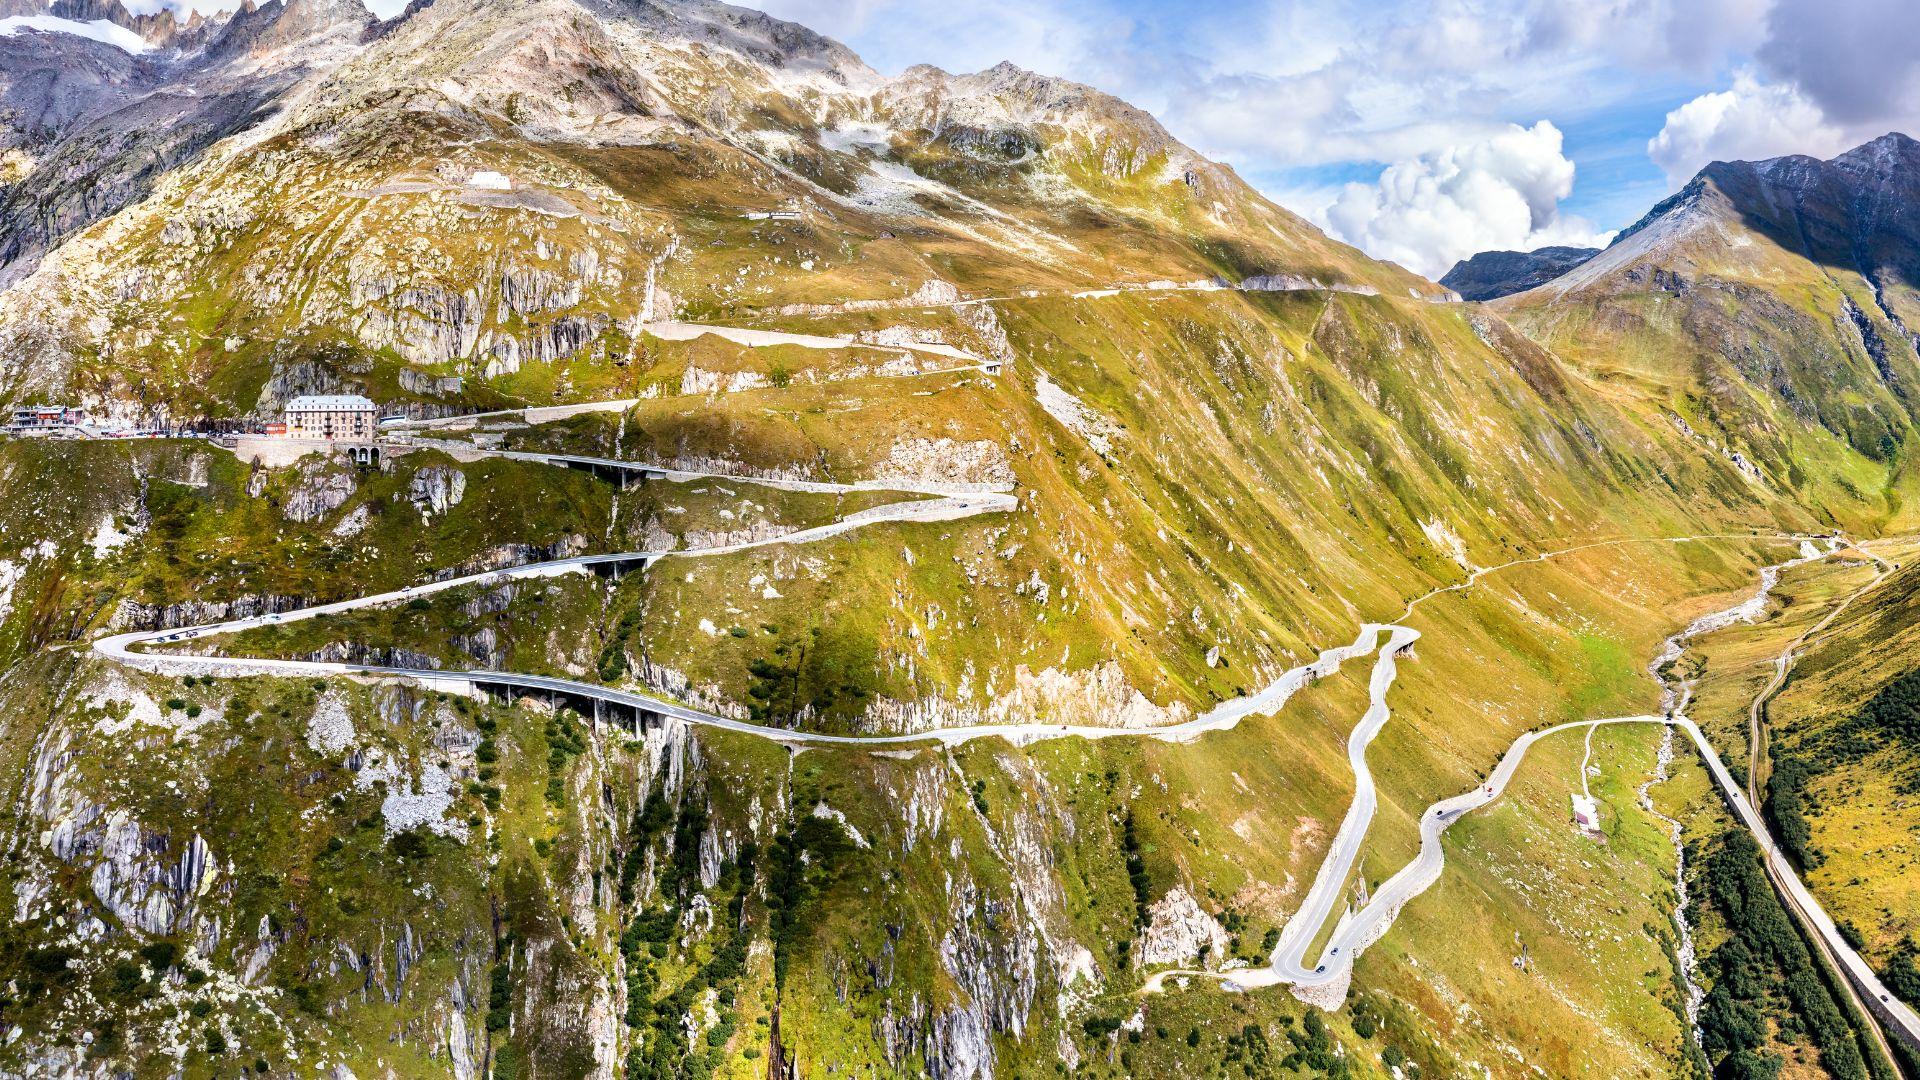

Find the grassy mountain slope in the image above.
[
  {"left": 1498, "top": 135, "right": 1920, "bottom": 537},
  {"left": 0, "top": 432, "right": 1821, "bottom": 1078},
  {"left": 0, "top": 2, "right": 1907, "bottom": 1077},
  {"left": 1744, "top": 545, "right": 1920, "bottom": 993}
]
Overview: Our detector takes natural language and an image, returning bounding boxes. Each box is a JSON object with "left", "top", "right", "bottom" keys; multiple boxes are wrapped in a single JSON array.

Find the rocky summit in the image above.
[{"left": 3, "top": 1, "right": 1920, "bottom": 1078}]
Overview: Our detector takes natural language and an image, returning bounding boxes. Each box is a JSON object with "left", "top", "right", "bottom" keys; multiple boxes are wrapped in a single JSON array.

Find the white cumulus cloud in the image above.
[
  {"left": 1647, "top": 71, "right": 1850, "bottom": 185},
  {"left": 1319, "top": 120, "right": 1611, "bottom": 281}
]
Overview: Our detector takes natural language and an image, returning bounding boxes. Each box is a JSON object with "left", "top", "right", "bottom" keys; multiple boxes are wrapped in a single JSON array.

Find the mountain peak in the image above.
[
  {"left": 1833, "top": 130, "right": 1920, "bottom": 175},
  {"left": 1848, "top": 129, "right": 1917, "bottom": 153},
  {"left": 1508, "top": 129, "right": 1920, "bottom": 306},
  {"left": 634, "top": 0, "right": 875, "bottom": 82},
  {"left": 877, "top": 56, "right": 1182, "bottom": 172},
  {"left": 201, "top": 0, "right": 374, "bottom": 60}
]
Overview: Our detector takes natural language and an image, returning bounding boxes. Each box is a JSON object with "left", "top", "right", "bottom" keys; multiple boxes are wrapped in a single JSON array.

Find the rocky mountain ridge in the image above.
[
  {"left": 1529, "top": 132, "right": 1920, "bottom": 313},
  {"left": 0, "top": 0, "right": 374, "bottom": 283},
  {"left": 1438, "top": 244, "right": 1598, "bottom": 301},
  {"left": 0, "top": 0, "right": 1434, "bottom": 419}
]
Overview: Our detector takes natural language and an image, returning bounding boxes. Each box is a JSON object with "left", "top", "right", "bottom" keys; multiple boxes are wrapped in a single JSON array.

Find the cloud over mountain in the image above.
[
  {"left": 753, "top": 0, "right": 1762, "bottom": 264},
  {"left": 1320, "top": 121, "right": 1609, "bottom": 280},
  {"left": 1647, "top": 72, "right": 1849, "bottom": 184},
  {"left": 1756, "top": 0, "right": 1920, "bottom": 127},
  {"left": 1650, "top": 0, "right": 1920, "bottom": 184}
]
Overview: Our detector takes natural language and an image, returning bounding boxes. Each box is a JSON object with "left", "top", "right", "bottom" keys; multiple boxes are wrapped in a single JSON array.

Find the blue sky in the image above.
[{"left": 756, "top": 0, "right": 1920, "bottom": 277}]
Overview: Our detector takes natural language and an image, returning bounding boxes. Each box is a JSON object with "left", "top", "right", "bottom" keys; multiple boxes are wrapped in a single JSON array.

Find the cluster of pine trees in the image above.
[
  {"left": 1857, "top": 667, "right": 1920, "bottom": 749},
  {"left": 1694, "top": 832, "right": 1885, "bottom": 1080},
  {"left": 616, "top": 792, "right": 758, "bottom": 1080},
  {"left": 1765, "top": 665, "right": 1920, "bottom": 869}
]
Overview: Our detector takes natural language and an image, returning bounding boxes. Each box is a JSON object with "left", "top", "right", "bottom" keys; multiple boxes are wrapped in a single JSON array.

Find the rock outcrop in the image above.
[
  {"left": 409, "top": 464, "right": 467, "bottom": 516},
  {"left": 1136, "top": 886, "right": 1228, "bottom": 969},
  {"left": 277, "top": 457, "right": 358, "bottom": 523}
]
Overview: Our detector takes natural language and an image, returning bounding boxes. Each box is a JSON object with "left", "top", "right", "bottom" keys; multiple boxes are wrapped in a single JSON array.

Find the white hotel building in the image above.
[{"left": 283, "top": 395, "right": 378, "bottom": 441}]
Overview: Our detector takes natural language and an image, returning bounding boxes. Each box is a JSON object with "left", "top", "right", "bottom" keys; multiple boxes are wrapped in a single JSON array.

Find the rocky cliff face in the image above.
[
  {"left": 0, "top": 0, "right": 371, "bottom": 286},
  {"left": 1634, "top": 133, "right": 1920, "bottom": 304}
]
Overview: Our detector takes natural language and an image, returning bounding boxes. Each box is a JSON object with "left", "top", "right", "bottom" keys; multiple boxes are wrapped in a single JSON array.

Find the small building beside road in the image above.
[
  {"left": 1571, "top": 793, "right": 1601, "bottom": 833},
  {"left": 9, "top": 404, "right": 87, "bottom": 431},
  {"left": 284, "top": 395, "right": 377, "bottom": 441}
]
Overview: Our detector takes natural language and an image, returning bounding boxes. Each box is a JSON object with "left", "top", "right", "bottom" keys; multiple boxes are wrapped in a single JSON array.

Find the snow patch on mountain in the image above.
[
  {"left": 819, "top": 120, "right": 891, "bottom": 156},
  {"left": 0, "top": 15, "right": 150, "bottom": 54}
]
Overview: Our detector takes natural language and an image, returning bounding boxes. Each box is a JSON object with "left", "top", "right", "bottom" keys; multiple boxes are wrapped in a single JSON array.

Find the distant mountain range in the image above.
[
  {"left": 1439, "top": 244, "right": 1599, "bottom": 301},
  {"left": 1446, "top": 132, "right": 1920, "bottom": 309}
]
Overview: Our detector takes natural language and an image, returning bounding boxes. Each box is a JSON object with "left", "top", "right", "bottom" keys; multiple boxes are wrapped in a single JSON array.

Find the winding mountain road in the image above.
[
  {"left": 383, "top": 319, "right": 1001, "bottom": 433},
  {"left": 89, "top": 443, "right": 1920, "bottom": 1040},
  {"left": 381, "top": 277, "right": 1386, "bottom": 434},
  {"left": 1728, "top": 543, "right": 1913, "bottom": 1068},
  {"left": 1745, "top": 543, "right": 1896, "bottom": 805},
  {"left": 1142, "top": 540, "right": 1920, "bottom": 1056}
]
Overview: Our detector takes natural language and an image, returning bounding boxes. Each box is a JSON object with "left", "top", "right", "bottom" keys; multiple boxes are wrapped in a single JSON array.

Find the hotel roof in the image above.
[{"left": 285, "top": 394, "right": 377, "bottom": 410}]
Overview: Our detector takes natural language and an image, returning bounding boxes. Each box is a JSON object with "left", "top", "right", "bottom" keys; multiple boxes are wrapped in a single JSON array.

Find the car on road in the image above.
[{"left": 1315, "top": 965, "right": 1325, "bottom": 974}]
